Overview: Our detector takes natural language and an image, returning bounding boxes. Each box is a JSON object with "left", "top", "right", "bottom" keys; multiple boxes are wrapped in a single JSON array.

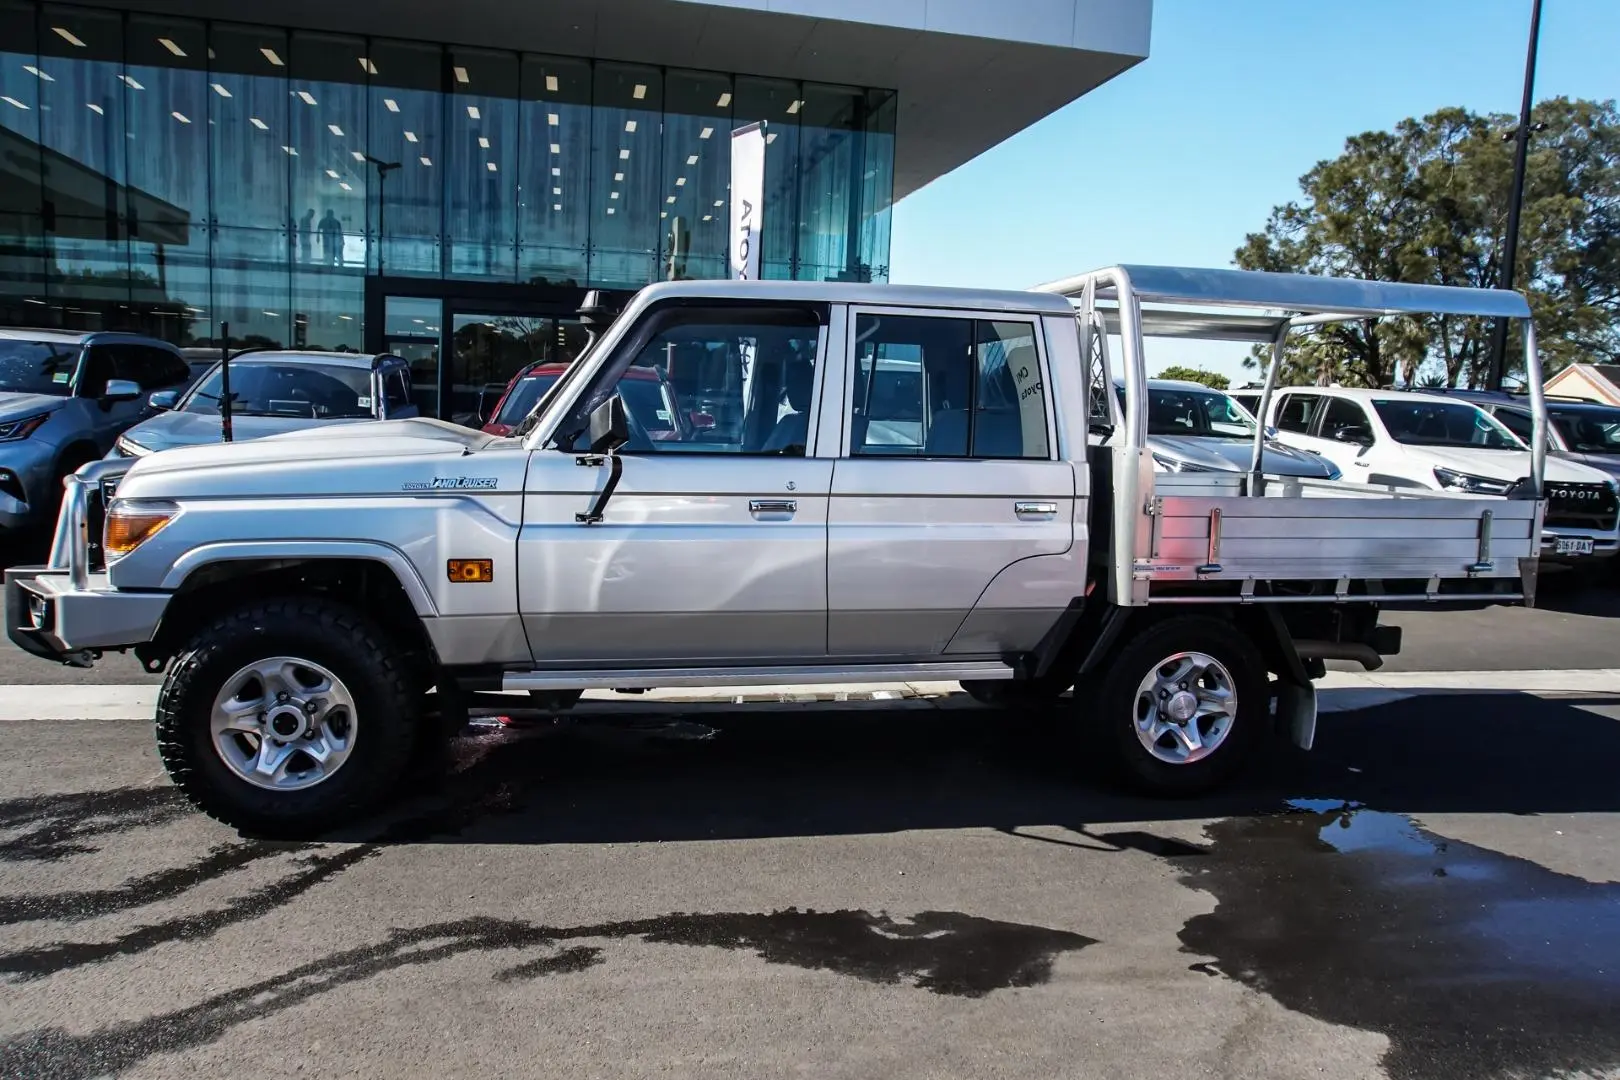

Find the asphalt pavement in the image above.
[{"left": 2, "top": 692, "right": 1619, "bottom": 1080}]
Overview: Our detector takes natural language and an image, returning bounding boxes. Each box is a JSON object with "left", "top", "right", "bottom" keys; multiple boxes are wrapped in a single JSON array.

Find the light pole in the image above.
[
  {"left": 1486, "top": 0, "right": 1544, "bottom": 390},
  {"left": 363, "top": 156, "right": 401, "bottom": 277}
]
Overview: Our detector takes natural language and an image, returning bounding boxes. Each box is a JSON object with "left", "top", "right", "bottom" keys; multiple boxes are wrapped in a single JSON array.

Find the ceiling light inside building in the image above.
[
  {"left": 340, "top": 182, "right": 351, "bottom": 190},
  {"left": 548, "top": 113, "right": 559, "bottom": 126},
  {"left": 607, "top": 207, "right": 615, "bottom": 214},
  {"left": 553, "top": 203, "right": 561, "bottom": 210},
  {"left": 297, "top": 90, "right": 317, "bottom": 105},
  {"left": 120, "top": 74, "right": 145, "bottom": 90},
  {"left": 282, "top": 145, "right": 298, "bottom": 155},
  {"left": 686, "top": 155, "right": 697, "bottom": 165},
  {"left": 1, "top": 96, "right": 27, "bottom": 110},
  {"left": 52, "top": 27, "right": 86, "bottom": 47},
  {"left": 328, "top": 123, "right": 344, "bottom": 136},
  {"left": 478, "top": 136, "right": 490, "bottom": 148},
  {"left": 211, "top": 82, "right": 232, "bottom": 98},
  {"left": 486, "top": 161, "right": 497, "bottom": 171},
  {"left": 787, "top": 99, "right": 803, "bottom": 114},
  {"left": 716, "top": 92, "right": 731, "bottom": 108},
  {"left": 699, "top": 127, "right": 713, "bottom": 139},
  {"left": 551, "top": 166, "right": 560, "bottom": 176},
  {"left": 702, "top": 214, "right": 712, "bottom": 222},
  {"left": 261, "top": 47, "right": 283, "bottom": 66},
  {"left": 619, "top": 148, "right": 629, "bottom": 159},
  {"left": 765, "top": 132, "right": 777, "bottom": 144},
  {"left": 250, "top": 116, "right": 267, "bottom": 129},
  {"left": 545, "top": 75, "right": 558, "bottom": 92},
  {"left": 159, "top": 38, "right": 186, "bottom": 57},
  {"left": 553, "top": 187, "right": 561, "bottom": 195},
  {"left": 550, "top": 142, "right": 561, "bottom": 155},
  {"left": 624, "top": 120, "right": 636, "bottom": 133},
  {"left": 675, "top": 177, "right": 686, "bottom": 186},
  {"left": 171, "top": 111, "right": 190, "bottom": 123},
  {"left": 420, "top": 155, "right": 432, "bottom": 166},
  {"left": 352, "top": 151, "right": 365, "bottom": 161},
  {"left": 613, "top": 172, "right": 623, "bottom": 182},
  {"left": 23, "top": 66, "right": 53, "bottom": 82},
  {"left": 466, "top": 105, "right": 480, "bottom": 119},
  {"left": 454, "top": 66, "right": 469, "bottom": 84},
  {"left": 632, "top": 83, "right": 646, "bottom": 99},
  {"left": 666, "top": 196, "right": 676, "bottom": 204},
  {"left": 383, "top": 97, "right": 400, "bottom": 112},
  {"left": 404, "top": 131, "right": 418, "bottom": 142},
  {"left": 86, "top": 102, "right": 103, "bottom": 114},
  {"left": 610, "top": 191, "right": 619, "bottom": 199},
  {"left": 326, "top": 168, "right": 340, "bottom": 178},
  {"left": 359, "top": 57, "right": 378, "bottom": 75}
]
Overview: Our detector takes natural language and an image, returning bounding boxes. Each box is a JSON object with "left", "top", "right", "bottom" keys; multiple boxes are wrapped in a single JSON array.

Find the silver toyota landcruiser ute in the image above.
[{"left": 8, "top": 269, "right": 1553, "bottom": 836}]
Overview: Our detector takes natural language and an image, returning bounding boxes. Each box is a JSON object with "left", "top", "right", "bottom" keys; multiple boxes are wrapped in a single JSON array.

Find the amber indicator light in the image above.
[{"left": 447, "top": 559, "right": 494, "bottom": 583}]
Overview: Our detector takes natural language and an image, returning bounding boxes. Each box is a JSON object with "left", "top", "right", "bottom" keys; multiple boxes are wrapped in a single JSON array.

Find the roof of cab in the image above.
[{"left": 632, "top": 278, "right": 1076, "bottom": 317}]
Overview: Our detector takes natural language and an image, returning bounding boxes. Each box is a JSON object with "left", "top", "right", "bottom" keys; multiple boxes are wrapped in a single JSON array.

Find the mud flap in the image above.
[
  {"left": 1277, "top": 678, "right": 1318, "bottom": 751},
  {"left": 1518, "top": 556, "right": 1539, "bottom": 609}
]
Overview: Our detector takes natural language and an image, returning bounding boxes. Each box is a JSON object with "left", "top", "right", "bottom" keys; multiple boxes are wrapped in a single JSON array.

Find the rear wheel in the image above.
[
  {"left": 1094, "top": 616, "right": 1266, "bottom": 796},
  {"left": 155, "top": 597, "right": 421, "bottom": 837}
]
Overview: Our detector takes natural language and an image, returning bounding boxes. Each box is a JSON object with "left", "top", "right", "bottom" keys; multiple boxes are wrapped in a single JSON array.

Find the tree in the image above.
[
  {"left": 1236, "top": 98, "right": 1620, "bottom": 388},
  {"left": 1156, "top": 365, "right": 1230, "bottom": 389}
]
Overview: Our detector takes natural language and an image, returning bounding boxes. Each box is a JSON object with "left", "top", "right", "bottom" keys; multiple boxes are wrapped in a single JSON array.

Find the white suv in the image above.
[{"left": 1263, "top": 387, "right": 1620, "bottom": 565}]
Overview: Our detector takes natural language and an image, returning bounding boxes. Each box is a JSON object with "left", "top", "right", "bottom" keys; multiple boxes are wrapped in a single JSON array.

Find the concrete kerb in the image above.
[{"left": 4, "top": 669, "right": 1620, "bottom": 722}]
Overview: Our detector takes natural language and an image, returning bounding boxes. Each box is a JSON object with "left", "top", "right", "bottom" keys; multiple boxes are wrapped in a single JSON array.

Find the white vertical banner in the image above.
[{"left": 730, "top": 122, "right": 766, "bottom": 423}]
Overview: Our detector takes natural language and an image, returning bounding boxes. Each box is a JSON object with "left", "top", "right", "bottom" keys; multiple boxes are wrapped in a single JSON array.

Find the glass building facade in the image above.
[{"left": 0, "top": 1, "right": 896, "bottom": 416}]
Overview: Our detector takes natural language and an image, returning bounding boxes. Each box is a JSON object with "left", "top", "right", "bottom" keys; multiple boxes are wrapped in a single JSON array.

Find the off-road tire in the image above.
[
  {"left": 155, "top": 597, "right": 421, "bottom": 837},
  {"left": 1096, "top": 615, "right": 1267, "bottom": 796}
]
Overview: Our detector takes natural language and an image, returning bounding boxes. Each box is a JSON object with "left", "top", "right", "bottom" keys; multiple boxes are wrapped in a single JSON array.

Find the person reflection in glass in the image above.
[
  {"left": 319, "top": 209, "right": 343, "bottom": 267},
  {"left": 299, "top": 209, "right": 315, "bottom": 264}
]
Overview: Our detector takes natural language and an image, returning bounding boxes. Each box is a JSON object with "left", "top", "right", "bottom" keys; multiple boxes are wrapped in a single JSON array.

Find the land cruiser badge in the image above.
[{"left": 402, "top": 477, "right": 499, "bottom": 491}]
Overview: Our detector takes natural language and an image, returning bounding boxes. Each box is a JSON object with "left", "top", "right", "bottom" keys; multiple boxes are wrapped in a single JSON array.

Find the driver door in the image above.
[{"left": 516, "top": 301, "right": 835, "bottom": 665}]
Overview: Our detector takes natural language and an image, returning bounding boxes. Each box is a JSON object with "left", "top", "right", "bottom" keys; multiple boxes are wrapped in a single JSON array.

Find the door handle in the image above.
[
  {"left": 749, "top": 499, "right": 797, "bottom": 515},
  {"left": 1352, "top": 460, "right": 1370, "bottom": 467},
  {"left": 1015, "top": 501, "right": 1058, "bottom": 518}
]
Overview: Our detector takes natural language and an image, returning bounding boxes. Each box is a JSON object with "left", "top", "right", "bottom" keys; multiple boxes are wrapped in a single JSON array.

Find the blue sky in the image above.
[{"left": 889, "top": 0, "right": 1620, "bottom": 382}]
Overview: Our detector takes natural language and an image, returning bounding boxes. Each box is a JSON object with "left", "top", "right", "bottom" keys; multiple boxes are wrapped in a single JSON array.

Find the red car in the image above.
[{"left": 480, "top": 362, "right": 707, "bottom": 440}]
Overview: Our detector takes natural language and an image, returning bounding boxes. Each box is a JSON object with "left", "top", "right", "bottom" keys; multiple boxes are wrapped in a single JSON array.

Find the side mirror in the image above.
[
  {"left": 103, "top": 379, "right": 141, "bottom": 404},
  {"left": 1264, "top": 424, "right": 1280, "bottom": 440},
  {"left": 587, "top": 394, "right": 629, "bottom": 455},
  {"left": 148, "top": 390, "right": 179, "bottom": 411}
]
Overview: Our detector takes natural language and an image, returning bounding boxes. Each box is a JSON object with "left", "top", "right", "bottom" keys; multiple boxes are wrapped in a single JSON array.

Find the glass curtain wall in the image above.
[{"left": 0, "top": 1, "right": 897, "bottom": 343}]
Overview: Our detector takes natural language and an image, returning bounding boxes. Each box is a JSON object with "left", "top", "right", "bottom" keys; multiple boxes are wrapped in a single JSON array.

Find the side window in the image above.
[
  {"left": 77, "top": 346, "right": 115, "bottom": 397},
  {"left": 1494, "top": 407, "right": 1533, "bottom": 442},
  {"left": 1319, "top": 398, "right": 1374, "bottom": 444},
  {"left": 574, "top": 306, "right": 823, "bottom": 455},
  {"left": 850, "top": 313, "right": 1049, "bottom": 460},
  {"left": 142, "top": 347, "right": 190, "bottom": 389},
  {"left": 1275, "top": 393, "right": 1321, "bottom": 435}
]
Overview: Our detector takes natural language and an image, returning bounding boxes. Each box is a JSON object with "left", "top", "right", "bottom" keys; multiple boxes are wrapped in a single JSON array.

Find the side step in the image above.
[{"left": 500, "top": 661, "right": 1015, "bottom": 693}]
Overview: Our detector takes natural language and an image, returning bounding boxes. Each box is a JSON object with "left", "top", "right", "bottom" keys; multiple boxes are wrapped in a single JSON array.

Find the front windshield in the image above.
[
  {"left": 1371, "top": 398, "right": 1520, "bottom": 449},
  {"left": 0, "top": 340, "right": 77, "bottom": 396},
  {"left": 1119, "top": 386, "right": 1258, "bottom": 438},
  {"left": 493, "top": 373, "right": 560, "bottom": 428},
  {"left": 183, "top": 360, "right": 374, "bottom": 420},
  {"left": 1552, "top": 409, "right": 1620, "bottom": 454}
]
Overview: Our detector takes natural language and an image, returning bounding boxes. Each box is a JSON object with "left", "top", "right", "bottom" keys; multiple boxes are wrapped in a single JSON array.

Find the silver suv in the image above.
[{"left": 0, "top": 328, "right": 190, "bottom": 537}]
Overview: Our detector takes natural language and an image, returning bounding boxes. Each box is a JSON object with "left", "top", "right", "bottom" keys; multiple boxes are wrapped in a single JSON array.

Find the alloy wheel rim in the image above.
[
  {"left": 209, "top": 656, "right": 358, "bottom": 791},
  {"left": 1132, "top": 650, "right": 1237, "bottom": 765}
]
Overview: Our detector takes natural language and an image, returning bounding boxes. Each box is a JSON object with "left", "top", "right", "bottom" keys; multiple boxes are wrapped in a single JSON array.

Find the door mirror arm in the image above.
[{"left": 575, "top": 395, "right": 629, "bottom": 525}]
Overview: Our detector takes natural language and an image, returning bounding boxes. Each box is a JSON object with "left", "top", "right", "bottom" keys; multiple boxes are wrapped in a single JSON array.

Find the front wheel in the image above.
[
  {"left": 155, "top": 597, "right": 422, "bottom": 837},
  {"left": 1095, "top": 616, "right": 1267, "bottom": 796}
]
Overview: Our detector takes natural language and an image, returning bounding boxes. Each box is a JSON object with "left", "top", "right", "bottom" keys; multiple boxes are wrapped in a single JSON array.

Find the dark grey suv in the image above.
[{"left": 0, "top": 328, "right": 189, "bottom": 536}]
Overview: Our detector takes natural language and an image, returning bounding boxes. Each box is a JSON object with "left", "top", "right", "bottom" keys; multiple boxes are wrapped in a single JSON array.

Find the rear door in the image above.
[{"left": 826, "top": 307, "right": 1076, "bottom": 659}]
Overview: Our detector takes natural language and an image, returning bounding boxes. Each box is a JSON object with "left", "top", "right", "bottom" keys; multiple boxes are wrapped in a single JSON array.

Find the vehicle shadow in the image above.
[
  {"left": 1533, "top": 573, "right": 1620, "bottom": 617},
  {"left": 331, "top": 690, "right": 1620, "bottom": 848}
]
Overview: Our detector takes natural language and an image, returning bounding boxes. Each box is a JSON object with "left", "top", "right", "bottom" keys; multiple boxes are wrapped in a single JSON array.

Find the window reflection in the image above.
[
  {"left": 447, "top": 47, "right": 517, "bottom": 280},
  {"left": 368, "top": 38, "right": 442, "bottom": 277},
  {"left": 589, "top": 63, "right": 661, "bottom": 288},
  {"left": 735, "top": 77, "right": 801, "bottom": 281},
  {"left": 661, "top": 70, "right": 731, "bottom": 282},
  {"left": 519, "top": 55, "right": 589, "bottom": 286},
  {"left": 0, "top": 3, "right": 896, "bottom": 351}
]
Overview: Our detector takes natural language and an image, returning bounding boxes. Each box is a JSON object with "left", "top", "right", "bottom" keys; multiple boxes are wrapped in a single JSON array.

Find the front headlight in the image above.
[
  {"left": 0, "top": 412, "right": 51, "bottom": 442},
  {"left": 104, "top": 500, "right": 178, "bottom": 560},
  {"left": 1433, "top": 467, "right": 1513, "bottom": 495},
  {"left": 114, "top": 434, "right": 151, "bottom": 458},
  {"left": 1152, "top": 452, "right": 1212, "bottom": 474}
]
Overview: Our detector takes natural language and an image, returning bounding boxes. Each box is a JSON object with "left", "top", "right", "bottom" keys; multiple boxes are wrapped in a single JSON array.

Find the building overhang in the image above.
[{"left": 93, "top": 0, "right": 1151, "bottom": 198}]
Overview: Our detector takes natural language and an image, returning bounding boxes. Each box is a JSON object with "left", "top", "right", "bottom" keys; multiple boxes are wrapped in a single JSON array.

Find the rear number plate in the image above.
[{"left": 1556, "top": 537, "right": 1595, "bottom": 555}]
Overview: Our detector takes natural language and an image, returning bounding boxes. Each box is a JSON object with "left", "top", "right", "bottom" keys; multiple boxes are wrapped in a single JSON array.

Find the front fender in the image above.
[{"left": 159, "top": 540, "right": 439, "bottom": 616}]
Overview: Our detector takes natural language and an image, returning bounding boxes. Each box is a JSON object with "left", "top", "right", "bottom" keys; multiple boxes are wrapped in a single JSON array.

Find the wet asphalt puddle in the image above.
[
  {"left": 0, "top": 716, "right": 1618, "bottom": 1079},
  {"left": 1176, "top": 800, "right": 1620, "bottom": 1080}
]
